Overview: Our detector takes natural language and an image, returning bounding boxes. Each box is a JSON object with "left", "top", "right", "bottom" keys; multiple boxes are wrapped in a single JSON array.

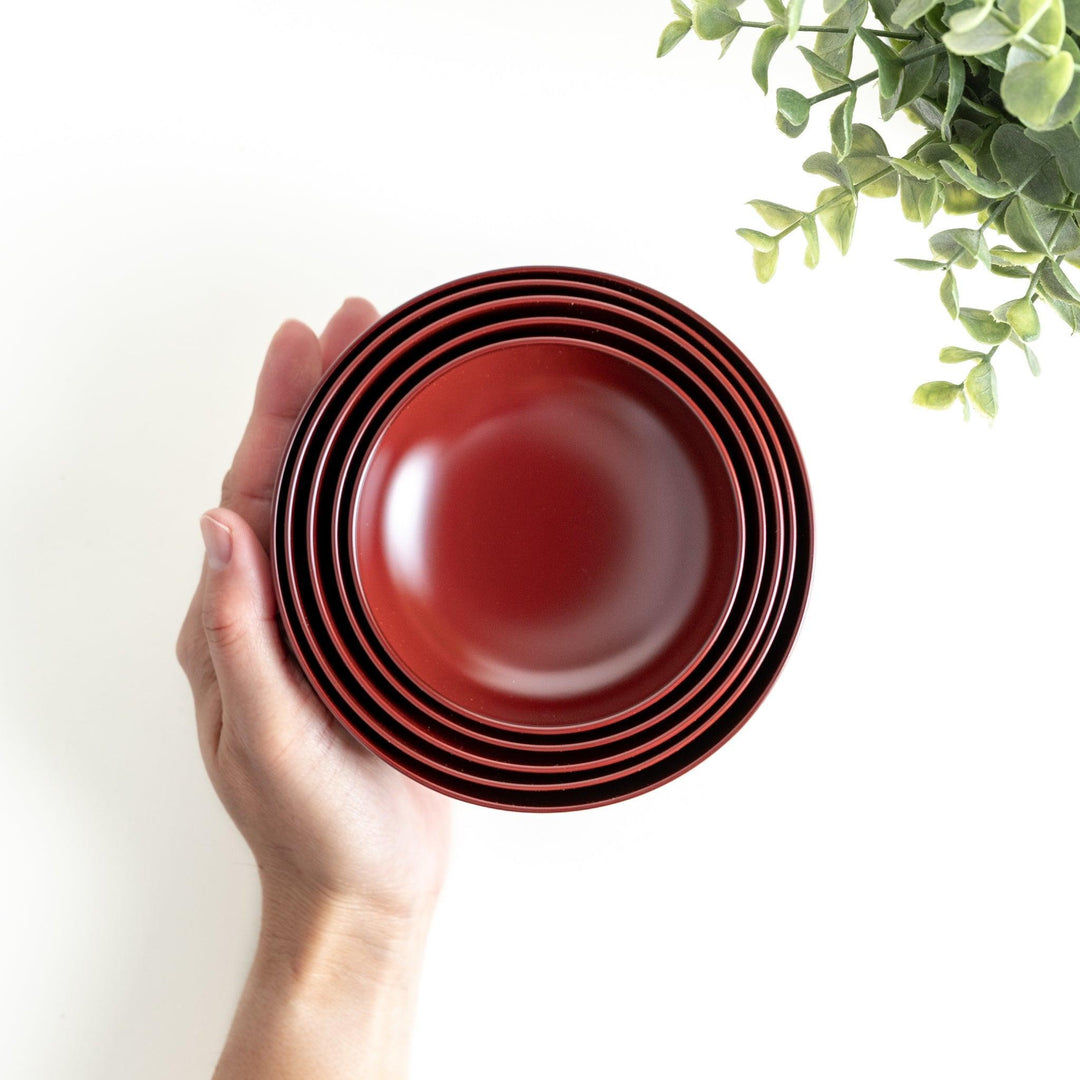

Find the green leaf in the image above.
[
  {"left": 918, "top": 177, "right": 945, "bottom": 224},
  {"left": 748, "top": 199, "right": 803, "bottom": 229},
  {"left": 752, "top": 25, "right": 788, "bottom": 93},
  {"left": 804, "top": 151, "right": 854, "bottom": 193},
  {"left": 693, "top": 0, "right": 741, "bottom": 38},
  {"left": 776, "top": 87, "right": 811, "bottom": 135},
  {"left": 1028, "top": 119, "right": 1080, "bottom": 189},
  {"left": 951, "top": 144, "right": 980, "bottom": 172},
  {"left": 991, "top": 123, "right": 1064, "bottom": 203},
  {"left": 942, "top": 17, "right": 1013, "bottom": 54},
  {"left": 943, "top": 183, "right": 989, "bottom": 214},
  {"left": 893, "top": 0, "right": 940, "bottom": 26},
  {"left": 887, "top": 156, "right": 938, "bottom": 179},
  {"left": 900, "top": 175, "right": 922, "bottom": 221},
  {"left": 940, "top": 267, "right": 960, "bottom": 317},
  {"left": 802, "top": 216, "right": 821, "bottom": 267},
  {"left": 1067, "top": 0, "right": 1080, "bottom": 31},
  {"left": 718, "top": 25, "right": 742, "bottom": 56},
  {"left": 658, "top": 19, "right": 692, "bottom": 57},
  {"left": 906, "top": 95, "right": 948, "bottom": 132},
  {"left": 948, "top": 0, "right": 994, "bottom": 33},
  {"left": 896, "top": 257, "right": 945, "bottom": 268},
  {"left": 939, "top": 160, "right": 1013, "bottom": 197},
  {"left": 940, "top": 345, "right": 987, "bottom": 362},
  {"left": 1004, "top": 197, "right": 1051, "bottom": 251},
  {"left": 1034, "top": 257, "right": 1080, "bottom": 304},
  {"left": 990, "top": 246, "right": 1045, "bottom": 266},
  {"left": 845, "top": 124, "right": 898, "bottom": 196},
  {"left": 959, "top": 306, "right": 1012, "bottom": 343},
  {"left": 1005, "top": 297, "right": 1041, "bottom": 339},
  {"left": 736, "top": 227, "right": 778, "bottom": 252},
  {"left": 1005, "top": 196, "right": 1080, "bottom": 253},
  {"left": 831, "top": 93, "right": 857, "bottom": 158},
  {"left": 753, "top": 245, "right": 780, "bottom": 282},
  {"left": 1022, "top": 340, "right": 1041, "bottom": 374},
  {"left": 855, "top": 27, "right": 903, "bottom": 97},
  {"left": 1037, "top": 37, "right": 1080, "bottom": 129},
  {"left": 895, "top": 37, "right": 942, "bottom": 112},
  {"left": 672, "top": 0, "right": 693, "bottom": 17},
  {"left": 786, "top": 0, "right": 805, "bottom": 39},
  {"left": 919, "top": 142, "right": 961, "bottom": 167},
  {"left": 943, "top": 54, "right": 966, "bottom": 136},
  {"left": 929, "top": 228, "right": 988, "bottom": 268},
  {"left": 1000, "top": 50, "right": 1075, "bottom": 130},
  {"left": 1044, "top": 292, "right": 1080, "bottom": 329},
  {"left": 798, "top": 45, "right": 849, "bottom": 84},
  {"left": 763, "top": 0, "right": 787, "bottom": 17},
  {"left": 961, "top": 387, "right": 972, "bottom": 422},
  {"left": 812, "top": 0, "right": 867, "bottom": 90},
  {"left": 965, "top": 359, "right": 999, "bottom": 417},
  {"left": 1000, "top": 0, "right": 1066, "bottom": 49},
  {"left": 913, "top": 380, "right": 963, "bottom": 408},
  {"left": 991, "top": 262, "right": 1034, "bottom": 277},
  {"left": 817, "top": 186, "right": 858, "bottom": 253}
]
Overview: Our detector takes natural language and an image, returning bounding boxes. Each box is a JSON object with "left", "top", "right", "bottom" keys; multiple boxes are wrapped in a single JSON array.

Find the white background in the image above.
[{"left": 2, "top": 1, "right": 1078, "bottom": 1076}]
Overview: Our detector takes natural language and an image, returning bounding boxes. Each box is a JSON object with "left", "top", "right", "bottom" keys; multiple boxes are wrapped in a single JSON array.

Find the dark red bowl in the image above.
[
  {"left": 278, "top": 282, "right": 803, "bottom": 768},
  {"left": 271, "top": 267, "right": 813, "bottom": 809},
  {"left": 345, "top": 334, "right": 743, "bottom": 730},
  {"left": 289, "top": 311, "right": 784, "bottom": 767},
  {"left": 294, "top": 289, "right": 782, "bottom": 745},
  {"left": 280, "top": 304, "right": 794, "bottom": 773},
  {"left": 315, "top": 313, "right": 773, "bottom": 734},
  {"left": 315, "top": 317, "right": 783, "bottom": 766}
]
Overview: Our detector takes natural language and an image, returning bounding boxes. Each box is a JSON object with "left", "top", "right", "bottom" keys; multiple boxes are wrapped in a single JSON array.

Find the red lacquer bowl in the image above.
[
  {"left": 271, "top": 267, "right": 813, "bottom": 810},
  {"left": 312, "top": 315, "right": 782, "bottom": 769},
  {"left": 294, "top": 311, "right": 780, "bottom": 764},
  {"left": 301, "top": 289, "right": 781, "bottom": 752}
]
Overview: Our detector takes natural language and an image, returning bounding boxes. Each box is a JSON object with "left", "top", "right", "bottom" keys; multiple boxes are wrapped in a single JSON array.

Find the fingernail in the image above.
[{"left": 200, "top": 513, "right": 233, "bottom": 571}]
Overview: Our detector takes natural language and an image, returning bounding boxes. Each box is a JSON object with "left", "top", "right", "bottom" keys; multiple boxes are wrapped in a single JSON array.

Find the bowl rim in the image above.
[{"left": 269, "top": 265, "right": 815, "bottom": 810}]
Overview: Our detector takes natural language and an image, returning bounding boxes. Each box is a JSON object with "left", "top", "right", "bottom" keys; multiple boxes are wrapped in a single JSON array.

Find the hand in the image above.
[{"left": 176, "top": 300, "right": 452, "bottom": 1078}]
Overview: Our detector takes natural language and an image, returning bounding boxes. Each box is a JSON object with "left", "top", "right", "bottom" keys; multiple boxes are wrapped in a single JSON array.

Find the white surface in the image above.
[{"left": 2, "top": 2, "right": 1078, "bottom": 1077}]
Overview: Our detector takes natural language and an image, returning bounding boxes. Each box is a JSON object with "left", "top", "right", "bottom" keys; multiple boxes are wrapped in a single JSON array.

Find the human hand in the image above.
[{"left": 176, "top": 300, "right": 452, "bottom": 1078}]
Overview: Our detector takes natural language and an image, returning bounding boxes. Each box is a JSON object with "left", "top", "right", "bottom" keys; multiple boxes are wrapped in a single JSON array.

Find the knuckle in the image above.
[
  {"left": 175, "top": 615, "right": 203, "bottom": 674},
  {"left": 219, "top": 467, "right": 239, "bottom": 508},
  {"left": 174, "top": 628, "right": 191, "bottom": 672},
  {"left": 201, "top": 606, "right": 247, "bottom": 655}
]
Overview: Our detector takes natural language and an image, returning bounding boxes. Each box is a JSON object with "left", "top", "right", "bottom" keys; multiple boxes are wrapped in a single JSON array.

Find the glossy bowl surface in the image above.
[
  {"left": 320, "top": 286, "right": 779, "bottom": 753},
  {"left": 350, "top": 336, "right": 743, "bottom": 729},
  {"left": 271, "top": 266, "right": 814, "bottom": 810}
]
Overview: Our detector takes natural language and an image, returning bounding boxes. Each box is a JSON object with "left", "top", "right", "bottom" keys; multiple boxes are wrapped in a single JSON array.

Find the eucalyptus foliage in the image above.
[{"left": 659, "top": 0, "right": 1080, "bottom": 419}]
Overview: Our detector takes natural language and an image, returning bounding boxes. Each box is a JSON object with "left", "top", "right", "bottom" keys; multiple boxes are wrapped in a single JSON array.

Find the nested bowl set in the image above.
[{"left": 271, "top": 266, "right": 813, "bottom": 810}]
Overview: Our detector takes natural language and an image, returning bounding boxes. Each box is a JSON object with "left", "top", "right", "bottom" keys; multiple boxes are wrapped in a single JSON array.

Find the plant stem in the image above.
[
  {"left": 1022, "top": 270, "right": 1040, "bottom": 302},
  {"left": 738, "top": 19, "right": 923, "bottom": 39},
  {"left": 986, "top": 9, "right": 1080, "bottom": 75},
  {"left": 809, "top": 69, "right": 880, "bottom": 105},
  {"left": 940, "top": 196, "right": 1014, "bottom": 272},
  {"left": 773, "top": 132, "right": 937, "bottom": 240},
  {"left": 807, "top": 43, "right": 947, "bottom": 105}
]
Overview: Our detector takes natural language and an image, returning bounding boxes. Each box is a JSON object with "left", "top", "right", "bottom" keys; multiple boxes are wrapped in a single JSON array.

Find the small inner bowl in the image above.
[{"left": 350, "top": 337, "right": 743, "bottom": 730}]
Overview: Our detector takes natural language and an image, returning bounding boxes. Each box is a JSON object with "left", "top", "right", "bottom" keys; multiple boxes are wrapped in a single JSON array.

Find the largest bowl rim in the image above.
[{"left": 269, "top": 265, "right": 815, "bottom": 810}]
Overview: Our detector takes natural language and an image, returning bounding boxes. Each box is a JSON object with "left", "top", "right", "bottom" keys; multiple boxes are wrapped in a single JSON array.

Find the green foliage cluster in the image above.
[{"left": 659, "top": 0, "right": 1080, "bottom": 419}]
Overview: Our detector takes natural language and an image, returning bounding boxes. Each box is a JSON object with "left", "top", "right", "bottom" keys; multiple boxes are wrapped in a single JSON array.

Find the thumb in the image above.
[{"left": 199, "top": 507, "right": 297, "bottom": 740}]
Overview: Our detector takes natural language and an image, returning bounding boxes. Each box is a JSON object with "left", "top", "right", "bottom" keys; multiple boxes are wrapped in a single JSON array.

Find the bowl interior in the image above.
[{"left": 350, "top": 337, "right": 742, "bottom": 729}]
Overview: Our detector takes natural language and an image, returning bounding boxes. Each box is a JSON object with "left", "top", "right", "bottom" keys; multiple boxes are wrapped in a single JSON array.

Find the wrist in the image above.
[
  {"left": 212, "top": 880, "right": 431, "bottom": 1079},
  {"left": 255, "top": 876, "right": 433, "bottom": 996}
]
